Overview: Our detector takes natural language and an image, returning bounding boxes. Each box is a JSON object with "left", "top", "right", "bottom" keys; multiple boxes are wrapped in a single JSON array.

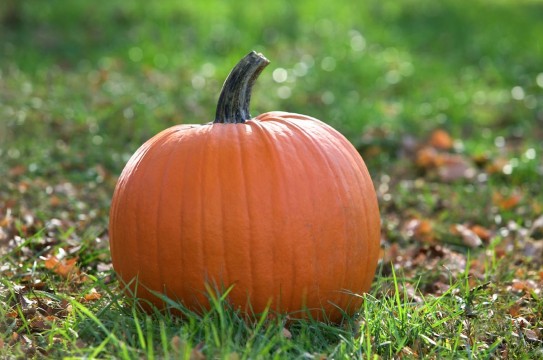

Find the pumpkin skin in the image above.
[{"left": 109, "top": 53, "right": 380, "bottom": 321}]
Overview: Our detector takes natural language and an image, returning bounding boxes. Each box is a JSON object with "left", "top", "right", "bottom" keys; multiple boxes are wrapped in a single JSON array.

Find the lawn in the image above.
[{"left": 1, "top": 0, "right": 542, "bottom": 358}]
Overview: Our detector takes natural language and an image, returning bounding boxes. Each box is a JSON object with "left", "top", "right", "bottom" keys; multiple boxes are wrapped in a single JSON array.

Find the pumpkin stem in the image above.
[{"left": 214, "top": 51, "right": 270, "bottom": 124}]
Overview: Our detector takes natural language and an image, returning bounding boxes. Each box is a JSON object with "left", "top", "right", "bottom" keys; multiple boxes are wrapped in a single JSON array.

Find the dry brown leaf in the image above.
[
  {"left": 485, "top": 157, "right": 509, "bottom": 174},
  {"left": 0, "top": 210, "right": 13, "bottom": 227},
  {"left": 438, "top": 158, "right": 473, "bottom": 181},
  {"left": 493, "top": 192, "right": 522, "bottom": 211},
  {"left": 75, "top": 339, "right": 87, "bottom": 348},
  {"left": 523, "top": 240, "right": 543, "bottom": 264},
  {"left": 511, "top": 279, "right": 540, "bottom": 294},
  {"left": 470, "top": 225, "right": 492, "bottom": 242},
  {"left": 515, "top": 268, "right": 526, "bottom": 278},
  {"left": 416, "top": 219, "right": 433, "bottom": 241},
  {"left": 7, "top": 310, "right": 18, "bottom": 318},
  {"left": 97, "top": 262, "right": 113, "bottom": 272},
  {"left": 49, "top": 195, "right": 62, "bottom": 207},
  {"left": 44, "top": 256, "right": 78, "bottom": 278},
  {"left": 378, "top": 247, "right": 386, "bottom": 261},
  {"left": 30, "top": 316, "right": 52, "bottom": 331},
  {"left": 508, "top": 303, "right": 522, "bottom": 317},
  {"left": 9, "top": 332, "right": 19, "bottom": 346},
  {"left": 429, "top": 129, "right": 454, "bottom": 150},
  {"left": 415, "top": 146, "right": 474, "bottom": 182},
  {"left": 17, "top": 181, "right": 29, "bottom": 193},
  {"left": 416, "top": 146, "right": 443, "bottom": 168},
  {"left": 170, "top": 335, "right": 183, "bottom": 353},
  {"left": 9, "top": 165, "right": 27, "bottom": 177},
  {"left": 452, "top": 224, "right": 482, "bottom": 248},
  {"left": 401, "top": 345, "right": 419, "bottom": 357},
  {"left": 524, "top": 328, "right": 540, "bottom": 342},
  {"left": 282, "top": 327, "right": 292, "bottom": 339},
  {"left": 382, "top": 243, "right": 400, "bottom": 264},
  {"left": 83, "top": 289, "right": 102, "bottom": 301}
]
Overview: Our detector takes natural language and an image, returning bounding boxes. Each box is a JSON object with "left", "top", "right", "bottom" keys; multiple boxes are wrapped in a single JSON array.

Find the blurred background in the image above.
[{"left": 1, "top": 0, "right": 542, "bottom": 178}]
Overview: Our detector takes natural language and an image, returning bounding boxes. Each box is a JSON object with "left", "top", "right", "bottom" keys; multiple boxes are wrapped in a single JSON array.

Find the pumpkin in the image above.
[{"left": 109, "top": 51, "right": 380, "bottom": 321}]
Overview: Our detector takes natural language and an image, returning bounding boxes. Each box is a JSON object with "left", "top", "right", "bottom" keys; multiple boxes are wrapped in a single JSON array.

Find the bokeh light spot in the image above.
[
  {"left": 129, "top": 47, "right": 143, "bottom": 62},
  {"left": 272, "top": 68, "right": 288, "bottom": 83}
]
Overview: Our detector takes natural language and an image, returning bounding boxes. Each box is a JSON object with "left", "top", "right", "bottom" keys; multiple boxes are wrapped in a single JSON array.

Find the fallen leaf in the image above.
[
  {"left": 75, "top": 339, "right": 87, "bottom": 348},
  {"left": 524, "top": 328, "right": 539, "bottom": 342},
  {"left": 405, "top": 218, "right": 434, "bottom": 243},
  {"left": 17, "top": 181, "right": 29, "bottom": 193},
  {"left": 523, "top": 239, "right": 543, "bottom": 263},
  {"left": 97, "top": 262, "right": 113, "bottom": 272},
  {"left": 171, "top": 336, "right": 186, "bottom": 355},
  {"left": 30, "top": 316, "right": 51, "bottom": 332},
  {"left": 452, "top": 224, "right": 482, "bottom": 248},
  {"left": 378, "top": 247, "right": 386, "bottom": 261},
  {"left": 485, "top": 157, "right": 509, "bottom": 174},
  {"left": 429, "top": 129, "right": 454, "bottom": 150},
  {"left": 282, "top": 327, "right": 292, "bottom": 339},
  {"left": 493, "top": 192, "right": 522, "bottom": 211},
  {"left": 382, "top": 243, "right": 400, "bottom": 264},
  {"left": 508, "top": 303, "right": 521, "bottom": 317},
  {"left": 401, "top": 345, "right": 419, "bottom": 357},
  {"left": 416, "top": 146, "right": 443, "bottom": 168},
  {"left": 511, "top": 279, "right": 539, "bottom": 294},
  {"left": 0, "top": 209, "right": 13, "bottom": 227},
  {"left": 415, "top": 146, "right": 475, "bottom": 181},
  {"left": 44, "top": 256, "right": 78, "bottom": 278},
  {"left": 514, "top": 317, "right": 531, "bottom": 329},
  {"left": 83, "top": 289, "right": 102, "bottom": 301},
  {"left": 49, "top": 195, "right": 62, "bottom": 207},
  {"left": 470, "top": 225, "right": 492, "bottom": 242},
  {"left": 515, "top": 268, "right": 526, "bottom": 278},
  {"left": 9, "top": 165, "right": 27, "bottom": 177},
  {"left": 438, "top": 155, "right": 474, "bottom": 182}
]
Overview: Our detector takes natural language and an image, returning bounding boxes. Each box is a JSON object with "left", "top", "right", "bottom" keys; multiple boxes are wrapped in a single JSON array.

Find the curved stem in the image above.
[{"left": 214, "top": 51, "right": 270, "bottom": 124}]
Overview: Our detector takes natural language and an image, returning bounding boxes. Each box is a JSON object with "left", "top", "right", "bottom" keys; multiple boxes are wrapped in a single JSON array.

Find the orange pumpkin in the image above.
[{"left": 109, "top": 51, "right": 380, "bottom": 321}]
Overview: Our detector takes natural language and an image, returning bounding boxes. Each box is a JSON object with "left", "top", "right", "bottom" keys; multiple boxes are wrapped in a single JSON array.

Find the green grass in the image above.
[
  {"left": 1, "top": 239, "right": 541, "bottom": 358},
  {"left": 1, "top": 0, "right": 543, "bottom": 358}
]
